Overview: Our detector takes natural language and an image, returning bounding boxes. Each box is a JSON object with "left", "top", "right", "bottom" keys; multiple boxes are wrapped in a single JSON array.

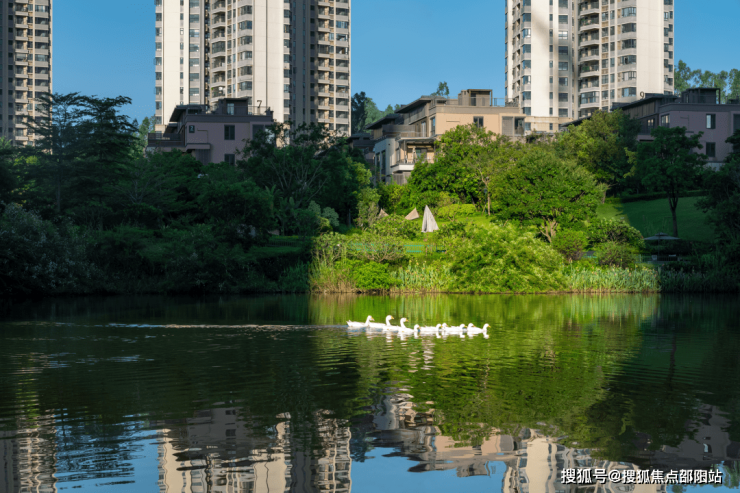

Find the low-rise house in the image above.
[
  {"left": 146, "top": 98, "right": 275, "bottom": 165},
  {"left": 366, "top": 89, "right": 524, "bottom": 184},
  {"left": 561, "top": 88, "right": 740, "bottom": 169}
]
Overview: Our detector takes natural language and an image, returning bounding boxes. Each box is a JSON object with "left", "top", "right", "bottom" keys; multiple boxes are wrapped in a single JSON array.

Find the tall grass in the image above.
[
  {"left": 659, "top": 269, "right": 739, "bottom": 293},
  {"left": 391, "top": 262, "right": 454, "bottom": 292},
  {"left": 566, "top": 266, "right": 660, "bottom": 293}
]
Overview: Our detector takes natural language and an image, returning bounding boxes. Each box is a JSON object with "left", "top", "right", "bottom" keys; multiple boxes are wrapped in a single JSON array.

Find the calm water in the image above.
[{"left": 1, "top": 294, "right": 739, "bottom": 493}]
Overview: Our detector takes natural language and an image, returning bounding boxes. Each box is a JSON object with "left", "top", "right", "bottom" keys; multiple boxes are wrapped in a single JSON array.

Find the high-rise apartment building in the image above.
[
  {"left": 3, "top": 0, "right": 52, "bottom": 144},
  {"left": 505, "top": 0, "right": 674, "bottom": 133},
  {"left": 155, "top": 0, "right": 350, "bottom": 135}
]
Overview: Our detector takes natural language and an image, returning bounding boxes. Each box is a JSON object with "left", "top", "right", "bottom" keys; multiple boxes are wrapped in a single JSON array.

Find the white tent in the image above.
[
  {"left": 421, "top": 206, "right": 439, "bottom": 233},
  {"left": 405, "top": 208, "right": 420, "bottom": 220}
]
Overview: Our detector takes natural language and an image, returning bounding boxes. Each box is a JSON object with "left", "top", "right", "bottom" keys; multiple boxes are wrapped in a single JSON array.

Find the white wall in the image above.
[
  {"left": 636, "top": 0, "right": 665, "bottom": 97},
  {"left": 253, "top": 0, "right": 285, "bottom": 122}
]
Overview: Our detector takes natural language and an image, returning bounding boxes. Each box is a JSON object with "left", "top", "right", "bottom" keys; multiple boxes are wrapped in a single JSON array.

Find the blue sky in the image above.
[{"left": 55, "top": 0, "right": 740, "bottom": 125}]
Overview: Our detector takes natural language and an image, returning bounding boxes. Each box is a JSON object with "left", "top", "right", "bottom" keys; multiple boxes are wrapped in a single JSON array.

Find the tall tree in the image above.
[
  {"left": 431, "top": 81, "right": 450, "bottom": 98},
  {"left": 0, "top": 138, "right": 19, "bottom": 204},
  {"left": 22, "top": 92, "right": 87, "bottom": 214},
  {"left": 463, "top": 134, "right": 523, "bottom": 215},
  {"left": 628, "top": 126, "right": 706, "bottom": 238},
  {"left": 557, "top": 110, "right": 640, "bottom": 197},
  {"left": 674, "top": 60, "right": 700, "bottom": 95},
  {"left": 493, "top": 149, "right": 604, "bottom": 243},
  {"left": 351, "top": 92, "right": 369, "bottom": 135}
]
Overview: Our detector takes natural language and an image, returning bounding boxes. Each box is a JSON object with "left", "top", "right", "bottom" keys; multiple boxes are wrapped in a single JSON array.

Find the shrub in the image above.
[
  {"left": 566, "top": 265, "right": 660, "bottom": 292},
  {"left": 350, "top": 261, "right": 399, "bottom": 291},
  {"left": 594, "top": 241, "right": 637, "bottom": 268},
  {"left": 370, "top": 214, "right": 420, "bottom": 240},
  {"left": 444, "top": 223, "right": 566, "bottom": 293},
  {"left": 437, "top": 204, "right": 477, "bottom": 220},
  {"left": 587, "top": 218, "right": 644, "bottom": 248},
  {"left": 0, "top": 204, "right": 99, "bottom": 296},
  {"left": 552, "top": 229, "right": 588, "bottom": 262}
]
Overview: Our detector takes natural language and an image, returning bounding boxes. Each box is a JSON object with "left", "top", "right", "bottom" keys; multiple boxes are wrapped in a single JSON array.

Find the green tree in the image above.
[
  {"left": 557, "top": 110, "right": 640, "bottom": 197},
  {"left": 238, "top": 122, "right": 370, "bottom": 230},
  {"left": 133, "top": 115, "right": 156, "bottom": 157},
  {"left": 407, "top": 124, "right": 492, "bottom": 205},
  {"left": 351, "top": 92, "right": 370, "bottom": 134},
  {"left": 462, "top": 134, "right": 523, "bottom": 215},
  {"left": 0, "top": 138, "right": 19, "bottom": 204},
  {"left": 431, "top": 81, "right": 450, "bottom": 98},
  {"left": 628, "top": 126, "right": 706, "bottom": 238},
  {"left": 493, "top": 149, "right": 604, "bottom": 242},
  {"left": 674, "top": 60, "right": 700, "bottom": 95},
  {"left": 696, "top": 130, "right": 740, "bottom": 242}
]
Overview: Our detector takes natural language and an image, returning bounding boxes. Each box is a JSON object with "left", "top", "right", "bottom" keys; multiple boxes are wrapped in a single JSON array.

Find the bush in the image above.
[
  {"left": 594, "top": 241, "right": 637, "bottom": 268},
  {"left": 0, "top": 204, "right": 99, "bottom": 296},
  {"left": 587, "top": 218, "right": 644, "bottom": 248},
  {"left": 604, "top": 190, "right": 707, "bottom": 204},
  {"left": 370, "top": 215, "right": 420, "bottom": 240},
  {"left": 349, "top": 261, "right": 399, "bottom": 291},
  {"left": 445, "top": 223, "right": 565, "bottom": 293},
  {"left": 552, "top": 229, "right": 588, "bottom": 262},
  {"left": 436, "top": 204, "right": 477, "bottom": 220}
]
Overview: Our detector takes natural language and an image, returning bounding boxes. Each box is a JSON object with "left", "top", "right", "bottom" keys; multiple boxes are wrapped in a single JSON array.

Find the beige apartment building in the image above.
[
  {"left": 505, "top": 0, "right": 674, "bottom": 134},
  {"left": 155, "top": 0, "right": 350, "bottom": 136},
  {"left": 2, "top": 0, "right": 52, "bottom": 144},
  {"left": 366, "top": 89, "right": 525, "bottom": 184}
]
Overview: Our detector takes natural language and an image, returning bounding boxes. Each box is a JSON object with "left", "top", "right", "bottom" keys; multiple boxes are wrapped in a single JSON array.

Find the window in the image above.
[
  {"left": 522, "top": 76, "right": 531, "bottom": 84},
  {"left": 621, "top": 87, "right": 637, "bottom": 98},
  {"left": 622, "top": 39, "right": 636, "bottom": 49},
  {"left": 661, "top": 114, "right": 670, "bottom": 127},
  {"left": 706, "top": 114, "right": 716, "bottom": 129},
  {"left": 473, "top": 117, "right": 484, "bottom": 128},
  {"left": 622, "top": 7, "right": 636, "bottom": 17},
  {"left": 224, "top": 125, "right": 235, "bottom": 140},
  {"left": 224, "top": 154, "right": 236, "bottom": 165},
  {"left": 620, "top": 55, "right": 636, "bottom": 66},
  {"left": 522, "top": 28, "right": 531, "bottom": 37},
  {"left": 336, "top": 21, "right": 349, "bottom": 29},
  {"left": 559, "top": 0, "right": 568, "bottom": 7},
  {"left": 559, "top": 30, "right": 568, "bottom": 39},
  {"left": 558, "top": 62, "right": 568, "bottom": 71},
  {"left": 189, "top": 14, "right": 199, "bottom": 23},
  {"left": 523, "top": 107, "right": 531, "bottom": 115},
  {"left": 559, "top": 93, "right": 568, "bottom": 102},
  {"left": 238, "top": 81, "right": 252, "bottom": 91},
  {"left": 190, "top": 29, "right": 200, "bottom": 37},
  {"left": 227, "top": 103, "right": 235, "bottom": 115},
  {"left": 522, "top": 44, "right": 531, "bottom": 53},
  {"left": 559, "top": 108, "right": 568, "bottom": 117},
  {"left": 706, "top": 143, "right": 716, "bottom": 158},
  {"left": 559, "top": 77, "right": 568, "bottom": 86},
  {"left": 550, "top": 92, "right": 554, "bottom": 100},
  {"left": 550, "top": 123, "right": 554, "bottom": 131},
  {"left": 558, "top": 46, "right": 568, "bottom": 55},
  {"left": 189, "top": 58, "right": 200, "bottom": 67},
  {"left": 190, "top": 44, "right": 199, "bottom": 53},
  {"left": 559, "top": 15, "right": 568, "bottom": 23}
]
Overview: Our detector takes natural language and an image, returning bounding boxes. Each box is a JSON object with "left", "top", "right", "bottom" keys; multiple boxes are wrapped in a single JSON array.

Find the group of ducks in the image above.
[{"left": 347, "top": 315, "right": 489, "bottom": 338}]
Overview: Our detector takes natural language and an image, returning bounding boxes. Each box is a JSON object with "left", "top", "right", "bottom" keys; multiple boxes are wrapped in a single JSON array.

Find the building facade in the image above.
[
  {"left": 505, "top": 0, "right": 674, "bottom": 134},
  {"left": 147, "top": 97, "right": 275, "bottom": 165},
  {"left": 2, "top": 0, "right": 52, "bottom": 144},
  {"left": 367, "top": 89, "right": 524, "bottom": 185},
  {"left": 154, "top": 0, "right": 350, "bottom": 136}
]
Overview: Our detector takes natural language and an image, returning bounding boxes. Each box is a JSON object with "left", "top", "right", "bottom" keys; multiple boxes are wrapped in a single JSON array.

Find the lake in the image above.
[{"left": 0, "top": 294, "right": 739, "bottom": 493}]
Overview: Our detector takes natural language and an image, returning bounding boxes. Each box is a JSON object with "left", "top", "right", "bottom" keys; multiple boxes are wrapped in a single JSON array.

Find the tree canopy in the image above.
[{"left": 628, "top": 126, "right": 706, "bottom": 238}]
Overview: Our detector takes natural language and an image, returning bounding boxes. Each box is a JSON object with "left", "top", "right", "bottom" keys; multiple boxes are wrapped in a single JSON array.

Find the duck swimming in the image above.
[
  {"left": 466, "top": 323, "right": 490, "bottom": 337},
  {"left": 347, "top": 315, "right": 374, "bottom": 328},
  {"left": 369, "top": 315, "right": 394, "bottom": 330},
  {"left": 397, "top": 318, "right": 417, "bottom": 334}
]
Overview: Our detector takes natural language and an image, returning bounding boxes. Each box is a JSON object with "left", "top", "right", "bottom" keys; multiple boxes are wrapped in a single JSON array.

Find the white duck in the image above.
[
  {"left": 369, "top": 315, "right": 394, "bottom": 330},
  {"left": 397, "top": 318, "right": 417, "bottom": 335},
  {"left": 443, "top": 324, "right": 466, "bottom": 335},
  {"left": 466, "top": 323, "right": 490, "bottom": 337},
  {"left": 415, "top": 324, "right": 441, "bottom": 336},
  {"left": 347, "top": 315, "right": 374, "bottom": 328}
]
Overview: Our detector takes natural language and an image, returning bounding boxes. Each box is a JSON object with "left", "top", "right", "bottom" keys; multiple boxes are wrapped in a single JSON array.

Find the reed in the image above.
[
  {"left": 566, "top": 266, "right": 660, "bottom": 293},
  {"left": 391, "top": 262, "right": 454, "bottom": 292}
]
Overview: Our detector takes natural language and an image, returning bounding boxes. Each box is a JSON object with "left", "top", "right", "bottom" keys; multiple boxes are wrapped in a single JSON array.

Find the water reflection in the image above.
[{"left": 1, "top": 294, "right": 739, "bottom": 492}]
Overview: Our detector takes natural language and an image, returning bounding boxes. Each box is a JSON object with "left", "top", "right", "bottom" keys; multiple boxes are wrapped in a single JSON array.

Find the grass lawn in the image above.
[{"left": 596, "top": 196, "right": 712, "bottom": 242}]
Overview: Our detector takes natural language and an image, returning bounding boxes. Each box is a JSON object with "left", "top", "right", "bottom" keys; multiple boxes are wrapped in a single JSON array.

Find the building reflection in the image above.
[
  {"left": 153, "top": 407, "right": 351, "bottom": 493},
  {"left": 1, "top": 401, "right": 738, "bottom": 492}
]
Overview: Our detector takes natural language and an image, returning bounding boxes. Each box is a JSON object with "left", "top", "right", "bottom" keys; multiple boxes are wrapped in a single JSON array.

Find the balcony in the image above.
[{"left": 212, "top": 0, "right": 227, "bottom": 13}]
